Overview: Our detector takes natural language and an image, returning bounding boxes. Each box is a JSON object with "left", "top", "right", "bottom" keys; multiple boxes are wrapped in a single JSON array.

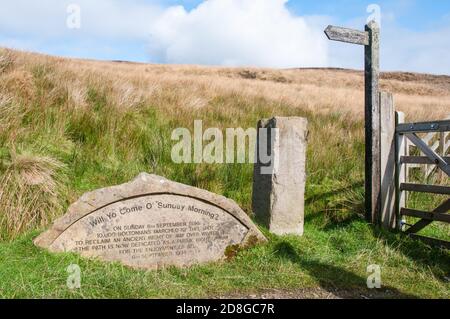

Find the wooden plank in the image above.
[
  {"left": 422, "top": 132, "right": 435, "bottom": 144},
  {"left": 408, "top": 234, "right": 450, "bottom": 250},
  {"left": 430, "top": 140, "right": 440, "bottom": 152},
  {"left": 401, "top": 208, "right": 450, "bottom": 223},
  {"left": 406, "top": 199, "right": 450, "bottom": 234},
  {"left": 426, "top": 138, "right": 439, "bottom": 178},
  {"left": 400, "top": 183, "right": 450, "bottom": 195},
  {"left": 439, "top": 132, "right": 445, "bottom": 155},
  {"left": 425, "top": 165, "right": 436, "bottom": 179},
  {"left": 401, "top": 156, "right": 450, "bottom": 164},
  {"left": 407, "top": 220, "right": 432, "bottom": 235},
  {"left": 396, "top": 120, "right": 450, "bottom": 134},
  {"left": 380, "top": 92, "right": 396, "bottom": 229},
  {"left": 438, "top": 131, "right": 446, "bottom": 180},
  {"left": 324, "top": 25, "right": 369, "bottom": 45},
  {"left": 405, "top": 133, "right": 450, "bottom": 176},
  {"left": 404, "top": 133, "right": 445, "bottom": 179},
  {"left": 395, "top": 112, "right": 407, "bottom": 231},
  {"left": 365, "top": 21, "right": 381, "bottom": 224},
  {"left": 419, "top": 125, "right": 450, "bottom": 179}
]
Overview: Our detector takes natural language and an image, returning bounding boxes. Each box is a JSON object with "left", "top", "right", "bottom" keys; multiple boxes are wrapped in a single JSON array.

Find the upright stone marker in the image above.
[
  {"left": 35, "top": 173, "right": 266, "bottom": 269},
  {"left": 252, "top": 117, "right": 308, "bottom": 236}
]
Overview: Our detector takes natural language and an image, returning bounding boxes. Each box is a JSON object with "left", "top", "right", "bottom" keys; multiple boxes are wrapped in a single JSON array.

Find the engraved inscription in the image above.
[{"left": 50, "top": 194, "right": 249, "bottom": 268}]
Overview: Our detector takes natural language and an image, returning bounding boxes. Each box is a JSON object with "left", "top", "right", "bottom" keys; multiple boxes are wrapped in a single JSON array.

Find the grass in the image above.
[
  {"left": 1, "top": 224, "right": 448, "bottom": 299},
  {"left": 0, "top": 48, "right": 448, "bottom": 298}
]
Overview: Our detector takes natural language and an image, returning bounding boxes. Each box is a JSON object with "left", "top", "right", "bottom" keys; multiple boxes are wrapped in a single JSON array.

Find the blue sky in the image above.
[
  {"left": 1, "top": 0, "right": 449, "bottom": 74},
  {"left": 290, "top": 0, "right": 450, "bottom": 30}
]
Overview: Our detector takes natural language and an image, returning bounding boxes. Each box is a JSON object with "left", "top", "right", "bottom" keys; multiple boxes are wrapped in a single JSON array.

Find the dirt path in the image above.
[{"left": 217, "top": 287, "right": 414, "bottom": 299}]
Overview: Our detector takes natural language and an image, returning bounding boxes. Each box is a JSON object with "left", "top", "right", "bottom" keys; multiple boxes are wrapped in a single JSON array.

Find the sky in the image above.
[{"left": 1, "top": 0, "right": 449, "bottom": 74}]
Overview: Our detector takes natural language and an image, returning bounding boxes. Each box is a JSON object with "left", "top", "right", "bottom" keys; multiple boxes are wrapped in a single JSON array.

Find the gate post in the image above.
[
  {"left": 395, "top": 111, "right": 407, "bottom": 230},
  {"left": 364, "top": 21, "right": 381, "bottom": 225},
  {"left": 324, "top": 21, "right": 381, "bottom": 224},
  {"left": 380, "top": 92, "right": 396, "bottom": 229}
]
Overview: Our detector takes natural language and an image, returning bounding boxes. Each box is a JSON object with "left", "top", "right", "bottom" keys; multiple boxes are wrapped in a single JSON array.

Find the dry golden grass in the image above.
[
  {"left": 4, "top": 48, "right": 449, "bottom": 122},
  {"left": 0, "top": 48, "right": 449, "bottom": 301},
  {"left": 0, "top": 47, "right": 449, "bottom": 239},
  {"left": 0, "top": 148, "right": 66, "bottom": 240}
]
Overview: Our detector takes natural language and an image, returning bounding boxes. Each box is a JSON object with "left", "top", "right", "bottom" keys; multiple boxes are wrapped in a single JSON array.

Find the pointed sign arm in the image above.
[{"left": 324, "top": 25, "right": 369, "bottom": 46}]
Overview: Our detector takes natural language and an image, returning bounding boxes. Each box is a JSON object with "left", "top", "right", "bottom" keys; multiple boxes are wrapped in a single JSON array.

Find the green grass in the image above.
[
  {"left": 0, "top": 58, "right": 448, "bottom": 298},
  {"left": 1, "top": 223, "right": 448, "bottom": 298}
]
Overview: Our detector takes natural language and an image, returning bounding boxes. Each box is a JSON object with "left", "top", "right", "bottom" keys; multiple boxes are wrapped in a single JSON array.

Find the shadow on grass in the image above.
[
  {"left": 370, "top": 227, "right": 450, "bottom": 273},
  {"left": 273, "top": 242, "right": 419, "bottom": 299},
  {"left": 305, "top": 181, "right": 449, "bottom": 273},
  {"left": 305, "top": 180, "right": 365, "bottom": 231},
  {"left": 305, "top": 181, "right": 364, "bottom": 205}
]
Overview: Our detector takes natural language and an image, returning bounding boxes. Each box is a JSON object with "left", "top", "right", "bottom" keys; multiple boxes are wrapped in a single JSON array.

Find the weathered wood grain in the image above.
[
  {"left": 405, "top": 133, "right": 450, "bottom": 176},
  {"left": 400, "top": 183, "right": 450, "bottom": 195},
  {"left": 400, "top": 156, "right": 450, "bottom": 164},
  {"left": 380, "top": 92, "right": 396, "bottom": 229},
  {"left": 405, "top": 199, "right": 450, "bottom": 234},
  {"left": 401, "top": 208, "right": 450, "bottom": 223},
  {"left": 396, "top": 120, "right": 450, "bottom": 134},
  {"left": 364, "top": 21, "right": 381, "bottom": 224},
  {"left": 324, "top": 21, "right": 383, "bottom": 225},
  {"left": 324, "top": 25, "right": 369, "bottom": 45},
  {"left": 395, "top": 112, "right": 407, "bottom": 231}
]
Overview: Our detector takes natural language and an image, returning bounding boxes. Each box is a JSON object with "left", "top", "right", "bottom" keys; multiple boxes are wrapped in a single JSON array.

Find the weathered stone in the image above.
[
  {"left": 35, "top": 173, "right": 266, "bottom": 269},
  {"left": 252, "top": 117, "right": 308, "bottom": 236}
]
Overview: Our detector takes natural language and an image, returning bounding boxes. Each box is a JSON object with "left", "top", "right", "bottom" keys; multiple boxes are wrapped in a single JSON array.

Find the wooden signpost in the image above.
[
  {"left": 325, "top": 21, "right": 381, "bottom": 225},
  {"left": 326, "top": 21, "right": 449, "bottom": 247}
]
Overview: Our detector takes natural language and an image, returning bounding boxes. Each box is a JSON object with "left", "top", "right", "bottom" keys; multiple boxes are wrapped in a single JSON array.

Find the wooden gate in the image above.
[
  {"left": 325, "top": 21, "right": 449, "bottom": 248},
  {"left": 395, "top": 117, "right": 450, "bottom": 248}
]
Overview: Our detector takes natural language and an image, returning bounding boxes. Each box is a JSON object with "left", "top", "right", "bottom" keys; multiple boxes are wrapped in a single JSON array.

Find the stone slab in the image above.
[{"left": 35, "top": 173, "right": 266, "bottom": 269}]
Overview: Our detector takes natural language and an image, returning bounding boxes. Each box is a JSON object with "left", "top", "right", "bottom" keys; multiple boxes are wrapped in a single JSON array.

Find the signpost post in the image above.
[{"left": 325, "top": 21, "right": 381, "bottom": 224}]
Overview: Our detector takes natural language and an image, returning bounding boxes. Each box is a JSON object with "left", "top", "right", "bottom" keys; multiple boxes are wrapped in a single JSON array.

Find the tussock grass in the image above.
[
  {"left": 0, "top": 49, "right": 14, "bottom": 74},
  {"left": 0, "top": 48, "right": 448, "bottom": 298},
  {"left": 0, "top": 148, "right": 66, "bottom": 240}
]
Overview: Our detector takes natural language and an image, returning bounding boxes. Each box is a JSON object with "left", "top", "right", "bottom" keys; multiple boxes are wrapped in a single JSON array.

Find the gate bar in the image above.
[
  {"left": 396, "top": 120, "right": 450, "bottom": 134},
  {"left": 405, "top": 199, "right": 450, "bottom": 234},
  {"left": 400, "top": 183, "right": 450, "bottom": 195},
  {"left": 401, "top": 208, "right": 450, "bottom": 223},
  {"left": 401, "top": 156, "right": 450, "bottom": 165},
  {"left": 405, "top": 133, "right": 450, "bottom": 176}
]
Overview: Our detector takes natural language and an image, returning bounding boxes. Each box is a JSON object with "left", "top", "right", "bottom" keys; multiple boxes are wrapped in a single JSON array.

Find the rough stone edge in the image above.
[
  {"left": 255, "top": 116, "right": 308, "bottom": 235},
  {"left": 34, "top": 173, "right": 267, "bottom": 250}
]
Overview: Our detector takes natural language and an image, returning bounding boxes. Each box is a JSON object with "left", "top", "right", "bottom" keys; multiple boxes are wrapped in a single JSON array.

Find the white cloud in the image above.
[
  {"left": 318, "top": 10, "right": 450, "bottom": 75},
  {"left": 0, "top": 0, "right": 161, "bottom": 39},
  {"left": 0, "top": 0, "right": 449, "bottom": 74},
  {"left": 381, "top": 23, "right": 450, "bottom": 75},
  {"left": 148, "top": 0, "right": 329, "bottom": 68}
]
